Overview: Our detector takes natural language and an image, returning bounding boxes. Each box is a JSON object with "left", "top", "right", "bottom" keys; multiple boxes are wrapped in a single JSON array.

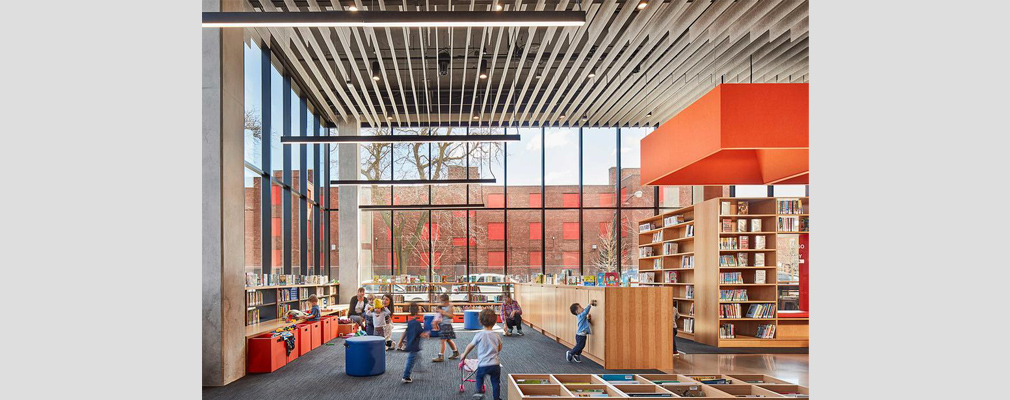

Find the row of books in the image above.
[
  {"left": 685, "top": 285, "right": 694, "bottom": 299},
  {"left": 639, "top": 246, "right": 655, "bottom": 258},
  {"left": 279, "top": 287, "right": 299, "bottom": 302},
  {"left": 746, "top": 303, "right": 776, "bottom": 318},
  {"left": 720, "top": 289, "right": 749, "bottom": 301},
  {"left": 279, "top": 303, "right": 292, "bottom": 315},
  {"left": 721, "top": 218, "right": 764, "bottom": 233},
  {"left": 719, "top": 253, "right": 766, "bottom": 267},
  {"left": 721, "top": 200, "right": 750, "bottom": 215},
  {"left": 719, "top": 304, "right": 742, "bottom": 318},
  {"left": 663, "top": 214, "right": 686, "bottom": 226},
  {"left": 470, "top": 294, "right": 503, "bottom": 303},
  {"left": 720, "top": 323, "right": 736, "bottom": 339},
  {"left": 719, "top": 272, "right": 744, "bottom": 284},
  {"left": 651, "top": 231, "right": 663, "bottom": 243},
  {"left": 776, "top": 198, "right": 803, "bottom": 215},
  {"left": 246, "top": 309, "right": 261, "bottom": 326},
  {"left": 246, "top": 291, "right": 265, "bottom": 305},
  {"left": 681, "top": 255, "right": 695, "bottom": 269},
  {"left": 244, "top": 273, "right": 331, "bottom": 287},
  {"left": 662, "top": 242, "right": 679, "bottom": 255},
  {"left": 684, "top": 224, "right": 695, "bottom": 237},
  {"left": 639, "top": 222, "right": 656, "bottom": 232},
  {"left": 719, "top": 235, "right": 767, "bottom": 250},
  {"left": 755, "top": 323, "right": 777, "bottom": 339},
  {"left": 777, "top": 216, "right": 810, "bottom": 232}
]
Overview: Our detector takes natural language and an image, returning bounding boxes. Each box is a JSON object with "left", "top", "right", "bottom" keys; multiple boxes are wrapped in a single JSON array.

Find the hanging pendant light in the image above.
[
  {"left": 479, "top": 59, "right": 489, "bottom": 80},
  {"left": 371, "top": 61, "right": 381, "bottom": 81}
]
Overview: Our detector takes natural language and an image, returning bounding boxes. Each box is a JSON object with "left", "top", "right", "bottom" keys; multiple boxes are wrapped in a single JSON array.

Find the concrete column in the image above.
[
  {"left": 692, "top": 186, "right": 727, "bottom": 204},
  {"left": 337, "top": 118, "right": 362, "bottom": 303},
  {"left": 202, "top": 0, "right": 246, "bottom": 387}
]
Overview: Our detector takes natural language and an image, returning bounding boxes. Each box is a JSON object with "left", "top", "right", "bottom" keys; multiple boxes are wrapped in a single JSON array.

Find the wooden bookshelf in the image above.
[
  {"left": 637, "top": 197, "right": 809, "bottom": 348},
  {"left": 636, "top": 206, "right": 696, "bottom": 340},
  {"left": 506, "top": 373, "right": 807, "bottom": 400},
  {"left": 243, "top": 283, "right": 339, "bottom": 326},
  {"left": 361, "top": 281, "right": 514, "bottom": 314}
]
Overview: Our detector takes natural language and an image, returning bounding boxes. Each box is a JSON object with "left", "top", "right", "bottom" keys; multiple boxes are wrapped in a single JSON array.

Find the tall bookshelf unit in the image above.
[
  {"left": 636, "top": 206, "right": 697, "bottom": 342},
  {"left": 637, "top": 197, "right": 809, "bottom": 348},
  {"left": 364, "top": 281, "right": 513, "bottom": 315},
  {"left": 244, "top": 283, "right": 339, "bottom": 326}
]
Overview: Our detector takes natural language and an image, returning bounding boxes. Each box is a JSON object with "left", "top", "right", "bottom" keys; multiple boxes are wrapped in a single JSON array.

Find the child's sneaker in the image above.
[
  {"left": 401, "top": 378, "right": 412, "bottom": 383},
  {"left": 471, "top": 393, "right": 484, "bottom": 399},
  {"left": 449, "top": 350, "right": 461, "bottom": 360},
  {"left": 573, "top": 354, "right": 583, "bottom": 363},
  {"left": 504, "top": 331, "right": 511, "bottom": 337},
  {"left": 432, "top": 354, "right": 444, "bottom": 362},
  {"left": 566, "top": 351, "right": 572, "bottom": 362},
  {"left": 516, "top": 330, "right": 524, "bottom": 336}
]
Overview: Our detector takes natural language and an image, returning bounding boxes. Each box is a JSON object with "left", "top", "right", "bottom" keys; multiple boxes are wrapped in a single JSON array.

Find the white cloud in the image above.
[
  {"left": 525, "top": 132, "right": 542, "bottom": 151},
  {"left": 544, "top": 129, "right": 573, "bottom": 149},
  {"left": 545, "top": 169, "right": 575, "bottom": 185}
]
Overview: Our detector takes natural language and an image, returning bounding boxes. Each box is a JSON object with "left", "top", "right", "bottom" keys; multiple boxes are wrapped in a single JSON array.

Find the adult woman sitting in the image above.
[
  {"left": 500, "top": 293, "right": 524, "bottom": 336},
  {"left": 347, "top": 287, "right": 368, "bottom": 328}
]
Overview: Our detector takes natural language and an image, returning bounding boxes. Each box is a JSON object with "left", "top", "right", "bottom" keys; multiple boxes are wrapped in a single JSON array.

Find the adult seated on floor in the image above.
[
  {"left": 348, "top": 287, "right": 368, "bottom": 329},
  {"left": 500, "top": 292, "right": 524, "bottom": 336}
]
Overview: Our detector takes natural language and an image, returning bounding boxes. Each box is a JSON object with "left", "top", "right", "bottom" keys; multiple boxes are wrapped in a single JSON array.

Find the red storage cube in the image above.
[
  {"left": 336, "top": 322, "right": 355, "bottom": 336},
  {"left": 297, "top": 324, "right": 313, "bottom": 356},
  {"left": 305, "top": 321, "right": 321, "bottom": 349},
  {"left": 247, "top": 333, "right": 286, "bottom": 373},
  {"left": 391, "top": 314, "right": 407, "bottom": 323},
  {"left": 321, "top": 317, "right": 334, "bottom": 343},
  {"left": 285, "top": 328, "right": 300, "bottom": 363},
  {"left": 452, "top": 315, "right": 464, "bottom": 323}
]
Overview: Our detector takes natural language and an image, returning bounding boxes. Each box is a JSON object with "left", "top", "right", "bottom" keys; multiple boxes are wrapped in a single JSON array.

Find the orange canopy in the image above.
[{"left": 641, "top": 83, "right": 808, "bottom": 186}]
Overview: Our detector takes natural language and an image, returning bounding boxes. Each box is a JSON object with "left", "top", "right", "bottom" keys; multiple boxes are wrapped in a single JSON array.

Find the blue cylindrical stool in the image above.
[
  {"left": 463, "top": 309, "right": 482, "bottom": 330},
  {"left": 423, "top": 313, "right": 436, "bottom": 332},
  {"left": 344, "top": 336, "right": 386, "bottom": 376}
]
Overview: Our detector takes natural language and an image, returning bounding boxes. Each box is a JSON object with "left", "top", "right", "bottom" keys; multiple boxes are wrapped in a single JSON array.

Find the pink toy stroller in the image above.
[{"left": 458, "top": 359, "right": 486, "bottom": 393}]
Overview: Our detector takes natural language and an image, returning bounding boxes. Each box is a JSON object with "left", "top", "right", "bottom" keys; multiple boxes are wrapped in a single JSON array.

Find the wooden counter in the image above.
[
  {"left": 514, "top": 283, "right": 673, "bottom": 370},
  {"left": 243, "top": 304, "right": 348, "bottom": 338}
]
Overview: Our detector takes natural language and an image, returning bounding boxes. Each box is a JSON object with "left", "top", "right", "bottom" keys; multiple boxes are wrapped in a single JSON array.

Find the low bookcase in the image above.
[{"left": 506, "top": 373, "right": 807, "bottom": 399}]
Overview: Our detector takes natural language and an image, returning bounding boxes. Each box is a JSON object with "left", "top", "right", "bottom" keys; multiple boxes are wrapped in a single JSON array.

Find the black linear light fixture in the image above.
[
  {"left": 359, "top": 204, "right": 486, "bottom": 211},
  {"left": 202, "top": 11, "right": 585, "bottom": 28},
  {"left": 280, "top": 134, "right": 520, "bottom": 144},
  {"left": 331, "top": 178, "right": 496, "bottom": 186}
]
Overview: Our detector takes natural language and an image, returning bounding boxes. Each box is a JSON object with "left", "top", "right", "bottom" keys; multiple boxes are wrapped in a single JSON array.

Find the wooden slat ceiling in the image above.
[{"left": 251, "top": 0, "right": 808, "bottom": 128}]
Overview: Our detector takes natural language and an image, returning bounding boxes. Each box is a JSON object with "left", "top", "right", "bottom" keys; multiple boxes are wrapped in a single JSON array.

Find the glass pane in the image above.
[
  {"left": 620, "top": 127, "right": 655, "bottom": 208},
  {"left": 583, "top": 127, "right": 617, "bottom": 207},
  {"left": 328, "top": 209, "right": 339, "bottom": 280},
  {"left": 305, "top": 114, "right": 316, "bottom": 193},
  {"left": 735, "top": 185, "right": 768, "bottom": 197},
  {"left": 470, "top": 210, "right": 505, "bottom": 282},
  {"left": 506, "top": 127, "right": 543, "bottom": 208},
  {"left": 583, "top": 209, "right": 617, "bottom": 277},
  {"left": 622, "top": 209, "right": 653, "bottom": 282},
  {"left": 659, "top": 186, "right": 693, "bottom": 208},
  {"left": 545, "top": 210, "right": 579, "bottom": 279},
  {"left": 360, "top": 126, "right": 392, "bottom": 206},
  {"left": 773, "top": 185, "right": 807, "bottom": 197},
  {"left": 544, "top": 127, "right": 579, "bottom": 207},
  {"left": 366, "top": 210, "right": 393, "bottom": 285},
  {"left": 270, "top": 180, "right": 284, "bottom": 275},
  {"left": 468, "top": 126, "right": 505, "bottom": 207},
  {"left": 289, "top": 90, "right": 302, "bottom": 191},
  {"left": 507, "top": 210, "right": 541, "bottom": 282},
  {"left": 244, "top": 168, "right": 263, "bottom": 276},
  {"left": 392, "top": 210, "right": 429, "bottom": 286},
  {"left": 269, "top": 63, "right": 283, "bottom": 176},
  {"left": 290, "top": 192, "right": 301, "bottom": 275},
  {"left": 430, "top": 127, "right": 470, "bottom": 205},
  {"left": 432, "top": 210, "right": 467, "bottom": 283},
  {"left": 243, "top": 41, "right": 262, "bottom": 168}
]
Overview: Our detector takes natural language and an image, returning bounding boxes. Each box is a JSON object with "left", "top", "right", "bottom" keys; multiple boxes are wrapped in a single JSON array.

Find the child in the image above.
[
  {"left": 306, "top": 294, "right": 321, "bottom": 321},
  {"left": 431, "top": 294, "right": 460, "bottom": 362},
  {"left": 458, "top": 308, "right": 503, "bottom": 400},
  {"left": 566, "top": 299, "right": 597, "bottom": 363},
  {"left": 364, "top": 294, "right": 376, "bottom": 335},
  {"left": 397, "top": 302, "right": 429, "bottom": 383},
  {"left": 366, "top": 297, "right": 393, "bottom": 350},
  {"left": 672, "top": 303, "right": 680, "bottom": 356}
]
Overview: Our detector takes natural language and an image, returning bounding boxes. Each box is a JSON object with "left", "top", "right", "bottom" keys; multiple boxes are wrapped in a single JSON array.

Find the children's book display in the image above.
[{"left": 507, "top": 373, "right": 807, "bottom": 399}]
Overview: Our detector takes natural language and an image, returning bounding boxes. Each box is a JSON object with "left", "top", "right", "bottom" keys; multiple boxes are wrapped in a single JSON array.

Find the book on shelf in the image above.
[
  {"left": 737, "top": 252, "right": 749, "bottom": 267},
  {"left": 754, "top": 270, "right": 766, "bottom": 284},
  {"left": 604, "top": 272, "right": 619, "bottom": 286},
  {"left": 664, "top": 214, "right": 685, "bottom": 227},
  {"left": 651, "top": 231, "right": 663, "bottom": 243},
  {"left": 719, "top": 237, "right": 738, "bottom": 250},
  {"left": 685, "top": 285, "right": 694, "bottom": 299},
  {"left": 681, "top": 255, "right": 694, "bottom": 269},
  {"left": 737, "top": 219, "right": 747, "bottom": 232},
  {"left": 689, "top": 303, "right": 695, "bottom": 315},
  {"left": 639, "top": 246, "right": 655, "bottom": 258},
  {"left": 719, "top": 303, "right": 742, "bottom": 318},
  {"left": 719, "top": 272, "right": 744, "bottom": 284},
  {"left": 639, "top": 222, "right": 654, "bottom": 232},
  {"left": 755, "top": 236, "right": 766, "bottom": 249},
  {"left": 682, "top": 317, "right": 695, "bottom": 333},
  {"left": 653, "top": 257, "right": 663, "bottom": 269},
  {"left": 721, "top": 201, "right": 732, "bottom": 215},
  {"left": 800, "top": 216, "right": 809, "bottom": 231},
  {"left": 638, "top": 272, "right": 655, "bottom": 283},
  {"left": 739, "top": 235, "right": 750, "bottom": 249},
  {"left": 776, "top": 198, "right": 803, "bottom": 214},
  {"left": 685, "top": 224, "right": 695, "bottom": 237},
  {"left": 246, "top": 309, "right": 261, "bottom": 325},
  {"left": 778, "top": 216, "right": 801, "bottom": 232},
  {"left": 754, "top": 253, "right": 766, "bottom": 267},
  {"left": 583, "top": 275, "right": 596, "bottom": 286},
  {"left": 665, "top": 270, "right": 678, "bottom": 283},
  {"left": 719, "top": 288, "right": 749, "bottom": 301},
  {"left": 246, "top": 291, "right": 264, "bottom": 305},
  {"left": 719, "top": 255, "right": 738, "bottom": 267},
  {"left": 755, "top": 324, "right": 777, "bottom": 339},
  {"left": 751, "top": 218, "right": 762, "bottom": 232},
  {"left": 721, "top": 218, "right": 734, "bottom": 232},
  {"left": 745, "top": 303, "right": 776, "bottom": 318},
  {"left": 737, "top": 201, "right": 749, "bottom": 215},
  {"left": 662, "top": 242, "right": 679, "bottom": 255},
  {"left": 720, "top": 323, "right": 736, "bottom": 339}
]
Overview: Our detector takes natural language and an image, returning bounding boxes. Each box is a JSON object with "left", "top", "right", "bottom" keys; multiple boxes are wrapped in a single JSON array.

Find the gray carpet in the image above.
[{"left": 203, "top": 323, "right": 660, "bottom": 400}]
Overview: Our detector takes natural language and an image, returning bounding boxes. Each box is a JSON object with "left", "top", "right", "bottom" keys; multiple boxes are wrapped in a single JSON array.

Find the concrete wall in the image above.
[{"left": 337, "top": 118, "right": 361, "bottom": 303}]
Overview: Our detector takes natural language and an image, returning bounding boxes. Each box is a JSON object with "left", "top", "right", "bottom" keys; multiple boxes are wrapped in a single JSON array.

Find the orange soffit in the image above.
[{"left": 640, "top": 83, "right": 808, "bottom": 186}]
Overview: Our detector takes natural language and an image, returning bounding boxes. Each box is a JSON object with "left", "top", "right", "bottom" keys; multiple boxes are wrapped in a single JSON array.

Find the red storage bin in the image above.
[
  {"left": 303, "top": 321, "right": 321, "bottom": 350},
  {"left": 321, "top": 318, "right": 334, "bottom": 343},
  {"left": 297, "top": 324, "right": 312, "bottom": 356},
  {"left": 247, "top": 333, "right": 286, "bottom": 373},
  {"left": 285, "top": 328, "right": 300, "bottom": 363},
  {"left": 391, "top": 314, "right": 407, "bottom": 323},
  {"left": 452, "top": 315, "right": 464, "bottom": 323},
  {"left": 336, "top": 322, "right": 355, "bottom": 336}
]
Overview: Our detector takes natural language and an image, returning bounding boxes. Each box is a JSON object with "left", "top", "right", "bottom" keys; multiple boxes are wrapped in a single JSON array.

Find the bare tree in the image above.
[{"left": 590, "top": 219, "right": 633, "bottom": 273}]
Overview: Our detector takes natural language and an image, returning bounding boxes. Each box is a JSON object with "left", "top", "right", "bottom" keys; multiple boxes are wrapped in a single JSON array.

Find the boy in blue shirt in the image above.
[
  {"left": 566, "top": 299, "right": 597, "bottom": 363},
  {"left": 458, "top": 308, "right": 503, "bottom": 400},
  {"left": 397, "top": 302, "right": 428, "bottom": 383},
  {"left": 306, "top": 295, "right": 321, "bottom": 321}
]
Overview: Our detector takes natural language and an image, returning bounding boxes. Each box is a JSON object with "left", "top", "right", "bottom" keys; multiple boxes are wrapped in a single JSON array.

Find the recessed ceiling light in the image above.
[
  {"left": 473, "top": 115, "right": 480, "bottom": 120},
  {"left": 587, "top": 72, "right": 595, "bottom": 78},
  {"left": 348, "top": 5, "right": 358, "bottom": 12},
  {"left": 495, "top": 3, "right": 504, "bottom": 11},
  {"left": 387, "top": 116, "right": 393, "bottom": 121},
  {"left": 646, "top": 112, "right": 653, "bottom": 117},
  {"left": 559, "top": 114, "right": 566, "bottom": 120},
  {"left": 637, "top": 1, "right": 649, "bottom": 10},
  {"left": 581, "top": 116, "right": 588, "bottom": 122},
  {"left": 345, "top": 79, "right": 353, "bottom": 87}
]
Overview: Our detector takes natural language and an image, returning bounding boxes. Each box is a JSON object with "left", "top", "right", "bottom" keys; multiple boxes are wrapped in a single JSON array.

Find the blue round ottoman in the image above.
[
  {"left": 344, "top": 336, "right": 385, "bottom": 376},
  {"left": 423, "top": 313, "right": 436, "bottom": 332},
  {"left": 463, "top": 309, "right": 482, "bottom": 330}
]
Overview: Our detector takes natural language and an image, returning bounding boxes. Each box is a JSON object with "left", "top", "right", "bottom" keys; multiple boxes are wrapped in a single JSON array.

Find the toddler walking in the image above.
[{"left": 458, "top": 308, "right": 503, "bottom": 400}]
